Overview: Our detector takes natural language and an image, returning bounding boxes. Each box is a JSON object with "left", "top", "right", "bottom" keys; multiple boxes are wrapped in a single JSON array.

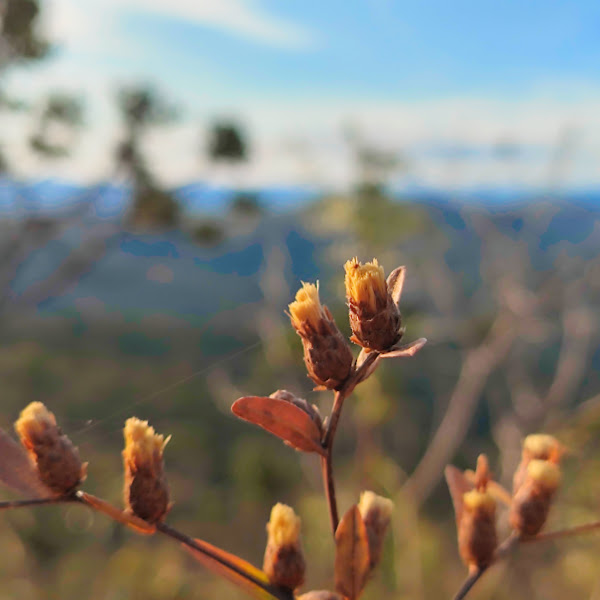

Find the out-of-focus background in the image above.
[{"left": 2, "top": 1, "right": 600, "bottom": 598}]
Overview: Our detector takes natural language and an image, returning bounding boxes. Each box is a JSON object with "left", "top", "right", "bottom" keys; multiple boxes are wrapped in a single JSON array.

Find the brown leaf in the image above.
[
  {"left": 380, "top": 338, "right": 427, "bottom": 359},
  {"left": 269, "top": 390, "right": 323, "bottom": 431},
  {"left": 386, "top": 265, "right": 406, "bottom": 307},
  {"left": 232, "top": 396, "right": 325, "bottom": 455},
  {"left": 444, "top": 465, "right": 473, "bottom": 528},
  {"left": 334, "top": 505, "right": 370, "bottom": 600},
  {"left": 355, "top": 348, "right": 381, "bottom": 384},
  {"left": 185, "top": 537, "right": 279, "bottom": 600},
  {"left": 0, "top": 427, "right": 51, "bottom": 498}
]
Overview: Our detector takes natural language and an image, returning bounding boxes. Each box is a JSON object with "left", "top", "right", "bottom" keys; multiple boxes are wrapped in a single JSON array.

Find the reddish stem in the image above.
[{"left": 321, "top": 352, "right": 379, "bottom": 535}]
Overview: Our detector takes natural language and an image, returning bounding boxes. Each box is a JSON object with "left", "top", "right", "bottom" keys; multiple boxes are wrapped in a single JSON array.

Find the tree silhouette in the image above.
[
  {"left": 207, "top": 121, "right": 247, "bottom": 163},
  {"left": 115, "top": 85, "right": 180, "bottom": 229},
  {"left": 29, "top": 93, "right": 84, "bottom": 158},
  {"left": 0, "top": 0, "right": 49, "bottom": 70}
]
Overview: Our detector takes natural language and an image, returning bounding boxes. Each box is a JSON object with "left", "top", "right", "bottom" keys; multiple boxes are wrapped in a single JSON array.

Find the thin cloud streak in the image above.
[{"left": 45, "top": 0, "right": 316, "bottom": 51}]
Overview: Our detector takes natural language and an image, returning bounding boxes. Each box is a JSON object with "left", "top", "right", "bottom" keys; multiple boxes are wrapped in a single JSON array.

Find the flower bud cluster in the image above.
[{"left": 289, "top": 258, "right": 411, "bottom": 390}]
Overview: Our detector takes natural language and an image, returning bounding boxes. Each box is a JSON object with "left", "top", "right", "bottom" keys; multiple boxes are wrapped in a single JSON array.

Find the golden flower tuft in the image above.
[
  {"left": 122, "top": 417, "right": 170, "bottom": 523},
  {"left": 344, "top": 258, "right": 387, "bottom": 314},
  {"left": 15, "top": 401, "right": 86, "bottom": 495},
  {"left": 344, "top": 257, "right": 403, "bottom": 351},
  {"left": 288, "top": 281, "right": 354, "bottom": 390},
  {"left": 263, "top": 503, "right": 305, "bottom": 590},
  {"left": 289, "top": 282, "right": 324, "bottom": 332}
]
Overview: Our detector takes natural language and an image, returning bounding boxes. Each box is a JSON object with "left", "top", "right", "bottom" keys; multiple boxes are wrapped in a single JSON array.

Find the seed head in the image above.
[
  {"left": 344, "top": 258, "right": 403, "bottom": 351},
  {"left": 288, "top": 282, "right": 354, "bottom": 390},
  {"left": 510, "top": 459, "right": 561, "bottom": 536},
  {"left": 15, "top": 402, "right": 86, "bottom": 495},
  {"left": 358, "top": 490, "right": 394, "bottom": 571},
  {"left": 122, "top": 417, "right": 170, "bottom": 523},
  {"left": 458, "top": 488, "right": 497, "bottom": 571},
  {"left": 454, "top": 455, "right": 497, "bottom": 571},
  {"left": 263, "top": 503, "right": 305, "bottom": 590}
]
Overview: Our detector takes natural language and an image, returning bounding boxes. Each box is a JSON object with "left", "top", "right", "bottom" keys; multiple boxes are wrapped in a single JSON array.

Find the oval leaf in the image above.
[
  {"left": 0, "top": 427, "right": 51, "bottom": 498},
  {"left": 334, "top": 505, "right": 370, "bottom": 600},
  {"left": 232, "top": 396, "right": 325, "bottom": 455},
  {"left": 386, "top": 266, "right": 406, "bottom": 307}
]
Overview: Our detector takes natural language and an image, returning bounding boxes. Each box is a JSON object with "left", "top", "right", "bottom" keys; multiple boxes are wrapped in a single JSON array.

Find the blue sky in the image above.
[{"left": 4, "top": 0, "right": 600, "bottom": 189}]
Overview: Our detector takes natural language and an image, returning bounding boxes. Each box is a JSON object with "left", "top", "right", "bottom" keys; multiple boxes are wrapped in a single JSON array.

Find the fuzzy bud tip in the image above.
[
  {"left": 267, "top": 503, "right": 301, "bottom": 547},
  {"left": 523, "top": 434, "right": 561, "bottom": 460},
  {"left": 527, "top": 459, "right": 561, "bottom": 491},
  {"left": 289, "top": 282, "right": 324, "bottom": 332},
  {"left": 463, "top": 490, "right": 496, "bottom": 516},
  {"left": 344, "top": 257, "right": 387, "bottom": 314},
  {"left": 123, "top": 417, "right": 169, "bottom": 471},
  {"left": 15, "top": 402, "right": 56, "bottom": 441},
  {"left": 358, "top": 490, "right": 393, "bottom": 523}
]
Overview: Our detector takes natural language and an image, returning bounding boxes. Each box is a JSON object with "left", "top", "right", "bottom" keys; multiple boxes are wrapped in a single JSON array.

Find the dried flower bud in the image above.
[
  {"left": 344, "top": 258, "right": 403, "bottom": 352},
  {"left": 458, "top": 489, "right": 497, "bottom": 570},
  {"left": 358, "top": 490, "right": 393, "bottom": 570},
  {"left": 288, "top": 282, "right": 354, "bottom": 390},
  {"left": 122, "top": 417, "right": 170, "bottom": 523},
  {"left": 513, "top": 433, "right": 564, "bottom": 494},
  {"left": 263, "top": 503, "right": 305, "bottom": 590},
  {"left": 15, "top": 402, "right": 86, "bottom": 495},
  {"left": 510, "top": 459, "right": 561, "bottom": 536}
]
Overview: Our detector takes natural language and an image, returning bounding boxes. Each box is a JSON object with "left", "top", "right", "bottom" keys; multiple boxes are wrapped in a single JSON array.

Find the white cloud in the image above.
[{"left": 43, "top": 0, "right": 315, "bottom": 51}]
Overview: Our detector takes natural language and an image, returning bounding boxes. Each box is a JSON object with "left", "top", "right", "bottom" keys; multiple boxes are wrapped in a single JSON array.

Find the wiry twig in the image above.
[
  {"left": 405, "top": 314, "right": 517, "bottom": 505},
  {"left": 523, "top": 521, "right": 600, "bottom": 544},
  {"left": 453, "top": 532, "right": 520, "bottom": 600},
  {"left": 0, "top": 495, "right": 76, "bottom": 510},
  {"left": 454, "top": 518, "right": 600, "bottom": 600}
]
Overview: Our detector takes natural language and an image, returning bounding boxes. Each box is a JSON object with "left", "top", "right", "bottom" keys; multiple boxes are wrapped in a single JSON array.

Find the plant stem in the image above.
[
  {"left": 452, "top": 532, "right": 520, "bottom": 600},
  {"left": 321, "top": 352, "right": 380, "bottom": 535},
  {"left": 156, "top": 522, "right": 294, "bottom": 600},
  {"left": 522, "top": 520, "right": 600, "bottom": 544},
  {"left": 0, "top": 496, "right": 75, "bottom": 510}
]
